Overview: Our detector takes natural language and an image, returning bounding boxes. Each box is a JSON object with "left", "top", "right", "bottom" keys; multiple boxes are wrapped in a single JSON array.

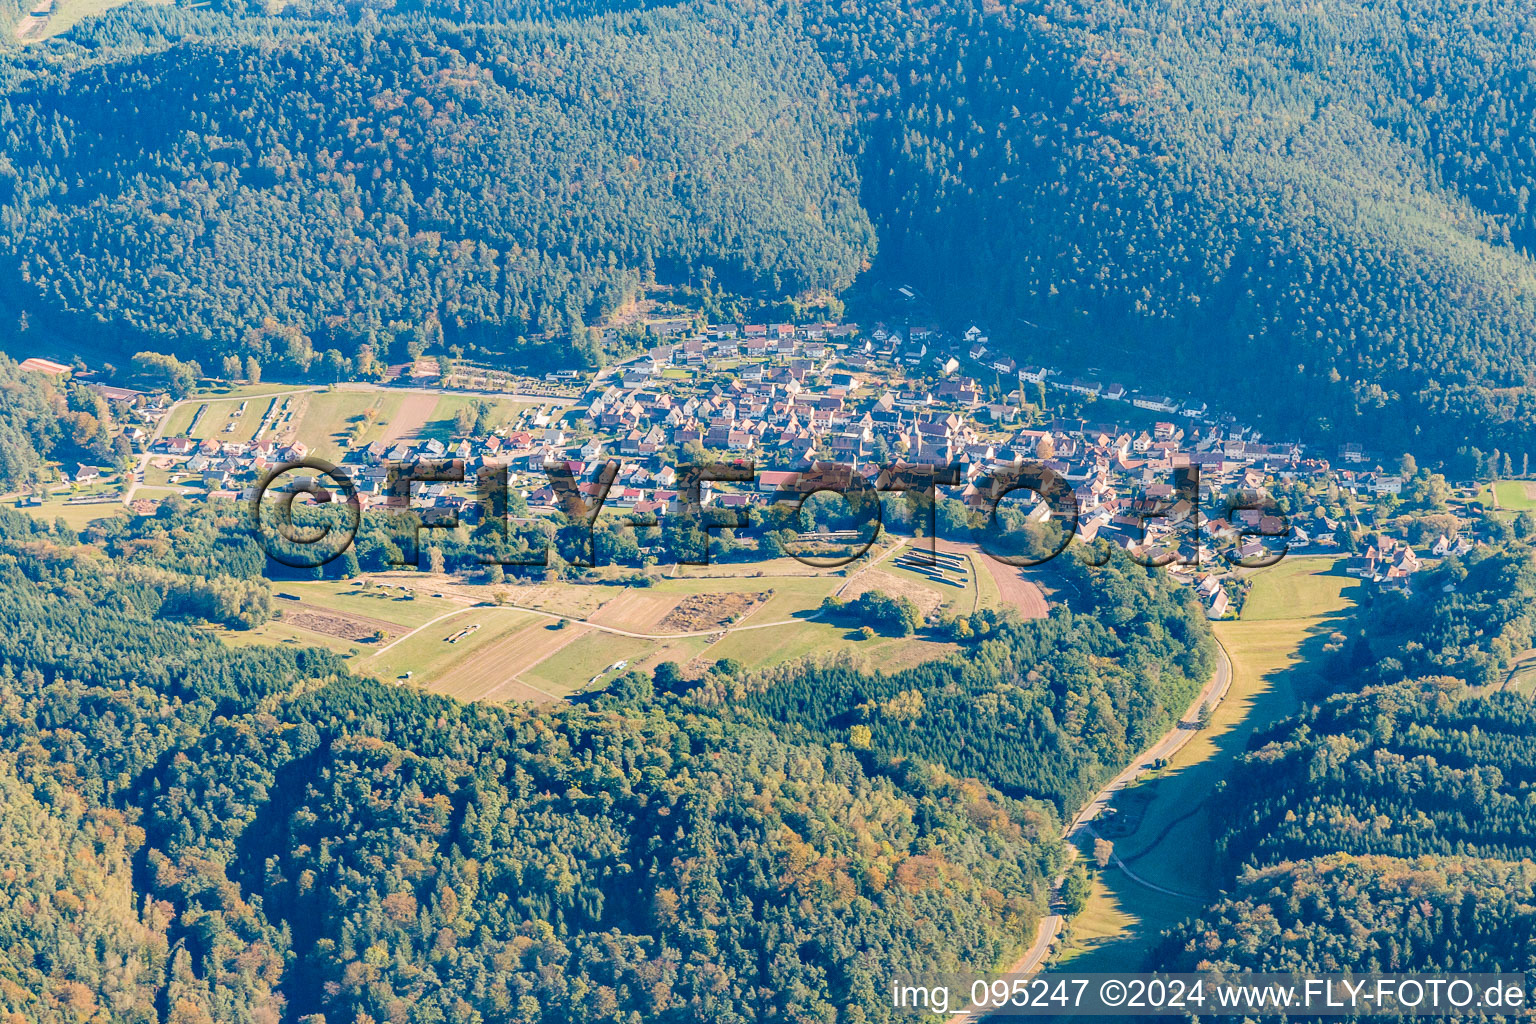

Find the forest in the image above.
[
  {"left": 1155, "top": 539, "right": 1536, "bottom": 991},
  {"left": 0, "top": 500, "right": 1207, "bottom": 1020},
  {"left": 4, "top": 0, "right": 1536, "bottom": 457}
]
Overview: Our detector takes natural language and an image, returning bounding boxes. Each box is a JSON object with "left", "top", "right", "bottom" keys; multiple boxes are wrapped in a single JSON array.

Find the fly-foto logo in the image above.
[{"left": 248, "top": 457, "right": 1290, "bottom": 569}]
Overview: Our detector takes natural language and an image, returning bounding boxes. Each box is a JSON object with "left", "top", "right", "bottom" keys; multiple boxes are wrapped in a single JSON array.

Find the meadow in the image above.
[
  {"left": 164, "top": 384, "right": 554, "bottom": 461},
  {"left": 1052, "top": 554, "right": 1359, "bottom": 969},
  {"left": 254, "top": 539, "right": 1014, "bottom": 704}
]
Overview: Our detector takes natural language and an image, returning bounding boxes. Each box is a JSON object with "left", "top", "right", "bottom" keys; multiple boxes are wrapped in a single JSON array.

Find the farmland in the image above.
[
  {"left": 1483, "top": 479, "right": 1536, "bottom": 512},
  {"left": 7, "top": 490, "right": 125, "bottom": 530},
  {"left": 164, "top": 384, "right": 561, "bottom": 461},
  {"left": 234, "top": 536, "right": 1045, "bottom": 704},
  {"left": 162, "top": 395, "right": 278, "bottom": 443}
]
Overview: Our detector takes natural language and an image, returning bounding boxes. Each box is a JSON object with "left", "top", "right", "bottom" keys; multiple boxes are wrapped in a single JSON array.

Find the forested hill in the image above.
[
  {"left": 8, "top": 0, "right": 1536, "bottom": 454},
  {"left": 1156, "top": 540, "right": 1536, "bottom": 983},
  {"left": 806, "top": 0, "right": 1536, "bottom": 459},
  {"left": 0, "top": 504, "right": 1076, "bottom": 1021},
  {"left": 0, "top": 0, "right": 873, "bottom": 371}
]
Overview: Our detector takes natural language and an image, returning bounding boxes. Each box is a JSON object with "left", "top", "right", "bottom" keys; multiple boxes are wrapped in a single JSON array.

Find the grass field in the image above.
[
  {"left": 213, "top": 617, "right": 366, "bottom": 657},
  {"left": 1238, "top": 554, "right": 1362, "bottom": 621},
  {"left": 9, "top": 491, "right": 126, "bottom": 530},
  {"left": 272, "top": 579, "right": 458, "bottom": 628},
  {"left": 217, "top": 538, "right": 989, "bottom": 705},
  {"left": 272, "top": 388, "right": 546, "bottom": 458},
  {"left": 1053, "top": 555, "right": 1359, "bottom": 969},
  {"left": 16, "top": 0, "right": 158, "bottom": 40},
  {"left": 364, "top": 607, "right": 542, "bottom": 683},
  {"left": 517, "top": 629, "right": 655, "bottom": 694},
  {"left": 290, "top": 391, "right": 403, "bottom": 458},
  {"left": 1051, "top": 876, "right": 1198, "bottom": 972},
  {"left": 164, "top": 396, "right": 275, "bottom": 442},
  {"left": 1496, "top": 648, "right": 1536, "bottom": 695},
  {"left": 1487, "top": 480, "right": 1536, "bottom": 511},
  {"left": 418, "top": 394, "right": 532, "bottom": 440}
]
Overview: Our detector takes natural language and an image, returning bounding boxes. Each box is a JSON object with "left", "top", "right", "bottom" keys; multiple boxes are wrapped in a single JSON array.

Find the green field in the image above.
[
  {"left": 276, "top": 388, "right": 546, "bottom": 458},
  {"left": 273, "top": 579, "right": 459, "bottom": 628},
  {"left": 364, "top": 607, "right": 541, "bottom": 682},
  {"left": 163, "top": 396, "right": 275, "bottom": 442},
  {"left": 10, "top": 491, "right": 126, "bottom": 530},
  {"left": 1238, "top": 555, "right": 1361, "bottom": 621},
  {"left": 17, "top": 0, "right": 157, "bottom": 40},
  {"left": 1486, "top": 480, "right": 1536, "bottom": 511},
  {"left": 1498, "top": 648, "right": 1536, "bottom": 695},
  {"left": 217, "top": 539, "right": 981, "bottom": 704},
  {"left": 291, "top": 390, "right": 404, "bottom": 458},
  {"left": 518, "top": 630, "right": 656, "bottom": 693},
  {"left": 1051, "top": 875, "right": 1198, "bottom": 972},
  {"left": 212, "top": 617, "right": 364, "bottom": 657},
  {"left": 1053, "top": 555, "right": 1358, "bottom": 969},
  {"left": 418, "top": 394, "right": 533, "bottom": 440}
]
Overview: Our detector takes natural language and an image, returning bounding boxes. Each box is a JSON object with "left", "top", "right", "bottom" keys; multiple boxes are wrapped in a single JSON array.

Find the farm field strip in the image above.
[
  {"left": 276, "top": 580, "right": 459, "bottom": 628},
  {"left": 432, "top": 620, "right": 587, "bottom": 702}
]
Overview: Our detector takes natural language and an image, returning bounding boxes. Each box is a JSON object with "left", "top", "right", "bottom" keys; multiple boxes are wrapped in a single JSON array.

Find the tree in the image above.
[
  {"left": 427, "top": 547, "right": 445, "bottom": 574},
  {"left": 652, "top": 661, "right": 684, "bottom": 692},
  {"left": 244, "top": 356, "right": 261, "bottom": 385},
  {"left": 1061, "top": 864, "right": 1091, "bottom": 915},
  {"left": 1093, "top": 838, "right": 1114, "bottom": 869}
]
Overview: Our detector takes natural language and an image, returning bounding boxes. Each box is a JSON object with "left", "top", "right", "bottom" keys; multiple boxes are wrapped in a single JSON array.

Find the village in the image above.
[{"left": 13, "top": 314, "right": 1494, "bottom": 621}]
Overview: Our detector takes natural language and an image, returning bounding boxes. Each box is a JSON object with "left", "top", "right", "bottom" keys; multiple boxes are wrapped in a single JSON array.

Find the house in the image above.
[
  {"left": 18, "top": 357, "right": 70, "bottom": 376},
  {"left": 1133, "top": 394, "right": 1180, "bottom": 414},
  {"left": 73, "top": 464, "right": 102, "bottom": 484}
]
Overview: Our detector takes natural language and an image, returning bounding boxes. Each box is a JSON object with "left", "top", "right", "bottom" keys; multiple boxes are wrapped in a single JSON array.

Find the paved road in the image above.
[
  {"left": 334, "top": 381, "right": 579, "bottom": 406},
  {"left": 944, "top": 635, "right": 1233, "bottom": 1023}
]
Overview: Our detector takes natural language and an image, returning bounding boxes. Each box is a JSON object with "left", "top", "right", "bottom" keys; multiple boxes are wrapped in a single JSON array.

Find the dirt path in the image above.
[
  {"left": 15, "top": 0, "right": 53, "bottom": 42},
  {"left": 931, "top": 538, "right": 1049, "bottom": 619}
]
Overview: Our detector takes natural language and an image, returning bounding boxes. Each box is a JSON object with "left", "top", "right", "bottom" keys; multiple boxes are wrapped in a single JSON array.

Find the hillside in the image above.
[
  {"left": 0, "top": 0, "right": 872, "bottom": 372},
  {"left": 1155, "top": 540, "right": 1536, "bottom": 984},
  {"left": 806, "top": 0, "right": 1536, "bottom": 459},
  {"left": 4, "top": 0, "right": 1536, "bottom": 455},
  {"left": 0, "top": 503, "right": 1087, "bottom": 1020}
]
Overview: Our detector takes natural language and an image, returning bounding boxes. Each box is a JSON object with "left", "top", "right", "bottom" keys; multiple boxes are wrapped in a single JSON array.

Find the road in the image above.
[
  {"left": 944, "top": 635, "right": 1232, "bottom": 1023},
  {"left": 334, "top": 380, "right": 579, "bottom": 406}
]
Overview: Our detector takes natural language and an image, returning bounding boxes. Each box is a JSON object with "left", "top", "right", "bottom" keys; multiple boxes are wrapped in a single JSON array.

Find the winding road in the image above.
[{"left": 945, "top": 635, "right": 1232, "bottom": 1022}]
